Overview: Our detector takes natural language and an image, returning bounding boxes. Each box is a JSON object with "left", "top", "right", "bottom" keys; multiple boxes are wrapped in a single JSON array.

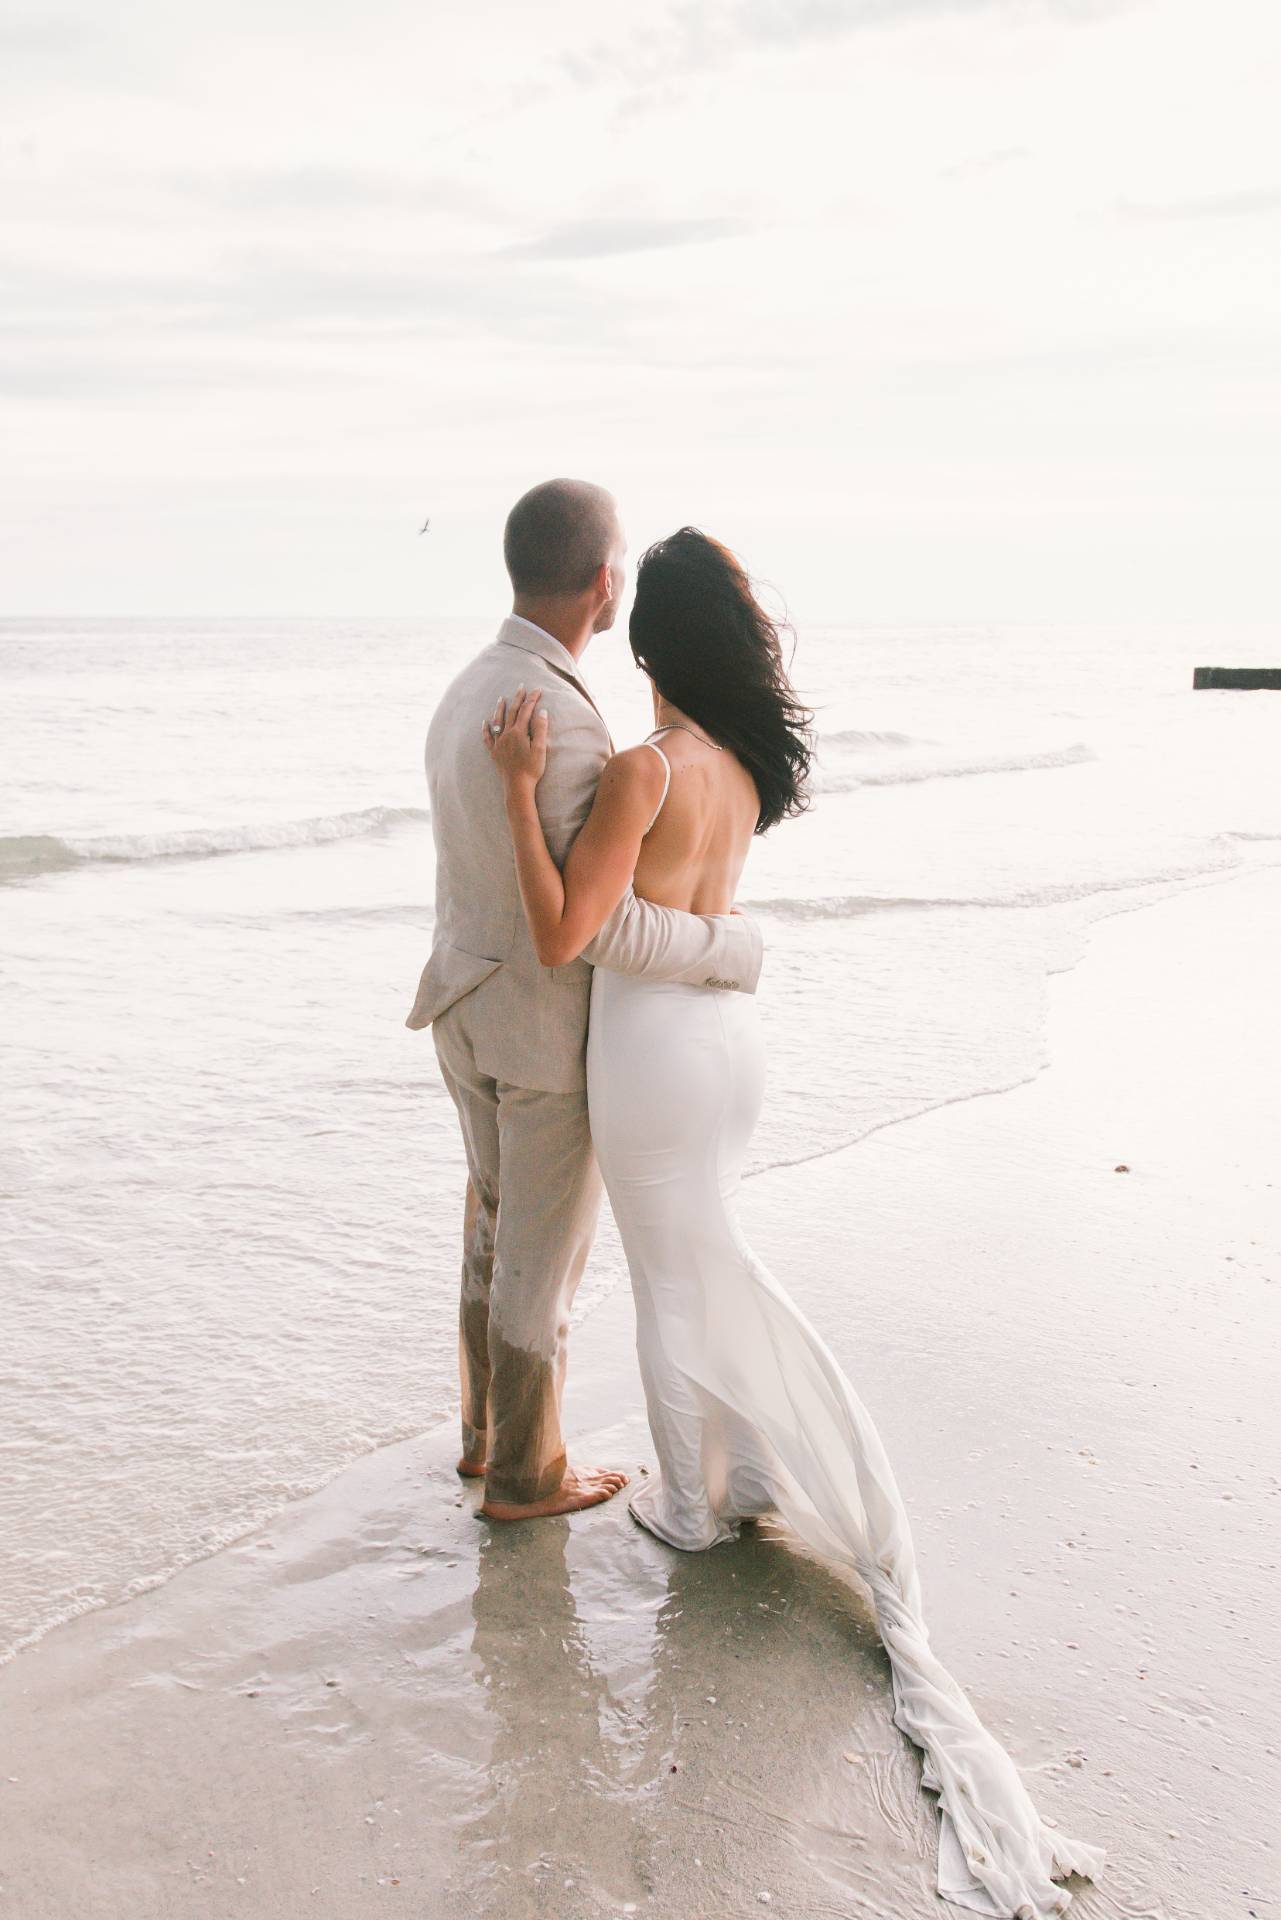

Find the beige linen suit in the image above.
[{"left": 406, "top": 615, "right": 763, "bottom": 1505}]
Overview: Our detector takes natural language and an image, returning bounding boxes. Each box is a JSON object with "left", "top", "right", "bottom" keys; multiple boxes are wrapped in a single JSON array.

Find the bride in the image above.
[{"left": 483, "top": 526, "right": 1105, "bottom": 1920}]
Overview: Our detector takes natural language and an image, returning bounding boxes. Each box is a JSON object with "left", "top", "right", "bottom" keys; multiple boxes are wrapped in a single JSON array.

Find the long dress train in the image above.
[{"left": 587, "top": 964, "right": 1106, "bottom": 1920}]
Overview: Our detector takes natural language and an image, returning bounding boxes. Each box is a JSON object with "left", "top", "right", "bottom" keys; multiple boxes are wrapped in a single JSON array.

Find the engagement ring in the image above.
[{"left": 489, "top": 721, "right": 503, "bottom": 735}]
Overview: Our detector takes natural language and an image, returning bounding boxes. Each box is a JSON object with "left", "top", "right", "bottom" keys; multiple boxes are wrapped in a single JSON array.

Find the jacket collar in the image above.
[
  {"left": 495, "top": 615, "right": 612, "bottom": 742},
  {"left": 497, "top": 613, "right": 583, "bottom": 679}
]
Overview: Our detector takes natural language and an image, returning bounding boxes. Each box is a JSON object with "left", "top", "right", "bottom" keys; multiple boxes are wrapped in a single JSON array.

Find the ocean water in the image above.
[{"left": 2, "top": 614, "right": 1279, "bottom": 1666}]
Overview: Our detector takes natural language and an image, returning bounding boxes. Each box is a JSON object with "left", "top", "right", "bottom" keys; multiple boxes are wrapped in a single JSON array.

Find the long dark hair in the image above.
[{"left": 628, "top": 527, "right": 814, "bottom": 833}]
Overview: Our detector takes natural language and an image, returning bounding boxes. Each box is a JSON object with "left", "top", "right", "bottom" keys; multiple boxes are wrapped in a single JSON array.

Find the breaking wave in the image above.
[
  {"left": 0, "top": 805, "right": 429, "bottom": 882},
  {"left": 814, "top": 734, "right": 1096, "bottom": 792}
]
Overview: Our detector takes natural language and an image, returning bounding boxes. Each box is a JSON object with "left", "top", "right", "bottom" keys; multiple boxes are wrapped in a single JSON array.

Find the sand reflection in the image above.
[
  {"left": 449, "top": 1501, "right": 917, "bottom": 1919},
  {"left": 449, "top": 1512, "right": 663, "bottom": 1914}
]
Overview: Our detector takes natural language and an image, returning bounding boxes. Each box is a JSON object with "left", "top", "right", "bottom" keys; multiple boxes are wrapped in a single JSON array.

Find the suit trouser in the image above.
[{"left": 431, "top": 993, "right": 603, "bottom": 1506}]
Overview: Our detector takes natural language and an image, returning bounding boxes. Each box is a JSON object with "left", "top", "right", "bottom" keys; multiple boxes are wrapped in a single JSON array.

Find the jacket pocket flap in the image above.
[{"left": 405, "top": 944, "right": 504, "bottom": 1030}]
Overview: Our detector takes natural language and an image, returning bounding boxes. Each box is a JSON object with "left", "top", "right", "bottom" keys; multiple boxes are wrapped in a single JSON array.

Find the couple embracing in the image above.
[{"left": 406, "top": 479, "right": 1105, "bottom": 1919}]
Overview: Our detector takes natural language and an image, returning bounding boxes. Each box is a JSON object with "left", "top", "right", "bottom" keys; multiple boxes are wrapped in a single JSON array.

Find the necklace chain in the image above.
[{"left": 653, "top": 717, "right": 723, "bottom": 752}]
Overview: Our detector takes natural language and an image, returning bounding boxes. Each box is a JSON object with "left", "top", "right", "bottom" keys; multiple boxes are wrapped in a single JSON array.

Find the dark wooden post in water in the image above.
[{"left": 1193, "top": 666, "right": 1281, "bottom": 690}]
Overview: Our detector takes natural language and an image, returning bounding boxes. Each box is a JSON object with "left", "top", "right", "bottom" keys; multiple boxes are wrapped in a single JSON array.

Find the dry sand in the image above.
[{"left": 2, "top": 867, "right": 1278, "bottom": 1919}]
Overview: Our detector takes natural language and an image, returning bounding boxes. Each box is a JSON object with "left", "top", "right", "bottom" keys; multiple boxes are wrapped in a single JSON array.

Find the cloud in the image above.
[
  {"left": 1112, "top": 187, "right": 1281, "bottom": 223},
  {"left": 0, "top": 17, "right": 92, "bottom": 53},
  {"left": 0, "top": 354, "right": 363, "bottom": 400},
  {"left": 722, "top": 0, "right": 1137, "bottom": 29},
  {"left": 697, "top": 0, "right": 999, "bottom": 46},
  {"left": 882, "top": 326, "right": 1281, "bottom": 395},
  {"left": 163, "top": 164, "right": 501, "bottom": 221},
  {"left": 562, "top": 0, "right": 1133, "bottom": 88},
  {"left": 0, "top": 237, "right": 657, "bottom": 401},
  {"left": 500, "top": 215, "right": 750, "bottom": 260},
  {"left": 941, "top": 145, "right": 1028, "bottom": 182},
  {"left": 562, "top": 0, "right": 956, "bottom": 86}
]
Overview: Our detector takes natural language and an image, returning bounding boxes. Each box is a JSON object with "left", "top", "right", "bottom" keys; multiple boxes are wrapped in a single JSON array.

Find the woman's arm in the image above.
[{"left": 483, "top": 686, "right": 666, "bottom": 968}]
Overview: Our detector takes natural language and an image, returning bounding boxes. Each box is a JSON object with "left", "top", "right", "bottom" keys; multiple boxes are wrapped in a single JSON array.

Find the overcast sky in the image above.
[{"left": 3, "top": 0, "right": 1279, "bottom": 620}]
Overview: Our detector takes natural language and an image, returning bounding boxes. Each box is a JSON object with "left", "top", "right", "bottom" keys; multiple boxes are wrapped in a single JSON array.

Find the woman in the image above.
[{"left": 483, "top": 527, "right": 1105, "bottom": 1919}]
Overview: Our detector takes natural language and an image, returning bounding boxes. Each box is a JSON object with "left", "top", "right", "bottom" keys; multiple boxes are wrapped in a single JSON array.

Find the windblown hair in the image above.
[
  {"left": 503, "top": 477, "right": 618, "bottom": 596},
  {"left": 628, "top": 527, "right": 814, "bottom": 834}
]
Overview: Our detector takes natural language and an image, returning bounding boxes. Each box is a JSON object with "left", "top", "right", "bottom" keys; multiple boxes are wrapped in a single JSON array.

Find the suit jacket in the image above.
[{"left": 404, "top": 615, "right": 764, "bottom": 1092}]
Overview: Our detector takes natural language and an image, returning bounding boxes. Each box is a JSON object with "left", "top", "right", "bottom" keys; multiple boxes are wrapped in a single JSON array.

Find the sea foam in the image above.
[
  {"left": 0, "top": 804, "right": 429, "bottom": 881},
  {"left": 814, "top": 732, "right": 1096, "bottom": 792}
]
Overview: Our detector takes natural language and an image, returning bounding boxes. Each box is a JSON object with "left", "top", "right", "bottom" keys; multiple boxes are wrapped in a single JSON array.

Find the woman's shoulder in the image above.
[
  {"left": 595, "top": 741, "right": 668, "bottom": 814},
  {"left": 608, "top": 740, "right": 670, "bottom": 783}
]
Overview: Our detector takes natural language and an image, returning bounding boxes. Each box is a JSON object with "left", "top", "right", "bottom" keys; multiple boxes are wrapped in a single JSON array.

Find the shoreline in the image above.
[
  {"left": 1, "top": 864, "right": 1278, "bottom": 1917},
  {"left": 4, "top": 857, "right": 1262, "bottom": 1674}
]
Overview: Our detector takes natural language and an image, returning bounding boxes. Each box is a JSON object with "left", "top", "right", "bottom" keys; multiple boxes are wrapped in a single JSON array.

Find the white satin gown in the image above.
[{"left": 585, "top": 738, "right": 1106, "bottom": 1920}]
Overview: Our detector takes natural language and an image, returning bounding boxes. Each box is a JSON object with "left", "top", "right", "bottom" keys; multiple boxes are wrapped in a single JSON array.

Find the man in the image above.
[{"left": 405, "top": 478, "right": 763, "bottom": 1520}]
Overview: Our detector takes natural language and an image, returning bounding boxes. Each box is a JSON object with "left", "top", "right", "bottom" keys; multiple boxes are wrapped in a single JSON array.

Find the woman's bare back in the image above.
[{"left": 629, "top": 722, "right": 760, "bottom": 916}]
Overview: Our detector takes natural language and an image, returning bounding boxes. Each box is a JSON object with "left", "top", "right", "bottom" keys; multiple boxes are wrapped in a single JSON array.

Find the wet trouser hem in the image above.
[{"left": 482, "top": 1450, "right": 568, "bottom": 1507}]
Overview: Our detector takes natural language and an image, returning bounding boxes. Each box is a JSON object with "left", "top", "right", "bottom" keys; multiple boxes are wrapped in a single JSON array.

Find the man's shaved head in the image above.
[{"left": 503, "top": 478, "right": 620, "bottom": 597}]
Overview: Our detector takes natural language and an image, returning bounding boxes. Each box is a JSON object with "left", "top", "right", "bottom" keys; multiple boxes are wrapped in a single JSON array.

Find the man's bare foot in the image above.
[
  {"left": 457, "top": 1456, "right": 486, "bottom": 1479},
  {"left": 480, "top": 1465, "right": 629, "bottom": 1522}
]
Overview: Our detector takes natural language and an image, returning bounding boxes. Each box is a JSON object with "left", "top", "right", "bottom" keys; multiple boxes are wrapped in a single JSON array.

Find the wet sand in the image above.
[{"left": 2, "top": 867, "right": 1278, "bottom": 1919}]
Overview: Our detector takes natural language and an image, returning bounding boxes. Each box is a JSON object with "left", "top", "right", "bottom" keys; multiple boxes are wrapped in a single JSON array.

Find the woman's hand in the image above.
[
  {"left": 479, "top": 715, "right": 659, "bottom": 970},
  {"left": 482, "top": 685, "right": 549, "bottom": 789}
]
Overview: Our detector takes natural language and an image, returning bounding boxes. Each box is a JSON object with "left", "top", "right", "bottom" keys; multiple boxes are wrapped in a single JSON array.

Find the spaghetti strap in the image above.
[
  {"left": 641, "top": 739, "right": 672, "bottom": 834},
  {"left": 639, "top": 720, "right": 717, "bottom": 835}
]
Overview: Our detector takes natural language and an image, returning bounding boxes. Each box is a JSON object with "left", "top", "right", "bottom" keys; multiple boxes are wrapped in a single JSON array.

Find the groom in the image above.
[{"left": 405, "top": 478, "right": 763, "bottom": 1520}]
